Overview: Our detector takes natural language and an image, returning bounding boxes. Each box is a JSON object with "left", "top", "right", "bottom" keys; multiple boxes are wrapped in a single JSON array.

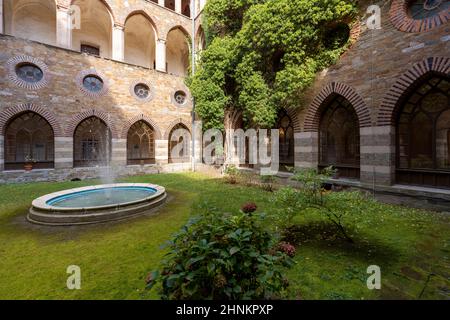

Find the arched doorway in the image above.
[
  {"left": 4, "top": 0, "right": 57, "bottom": 45},
  {"left": 4, "top": 112, "right": 54, "bottom": 170},
  {"left": 127, "top": 121, "right": 155, "bottom": 165},
  {"left": 396, "top": 73, "right": 450, "bottom": 188},
  {"left": 319, "top": 95, "right": 360, "bottom": 179},
  {"left": 166, "top": 27, "right": 190, "bottom": 77},
  {"left": 124, "top": 13, "right": 157, "bottom": 68},
  {"left": 72, "top": 0, "right": 113, "bottom": 58},
  {"left": 168, "top": 123, "right": 191, "bottom": 163},
  {"left": 73, "top": 116, "right": 111, "bottom": 167}
]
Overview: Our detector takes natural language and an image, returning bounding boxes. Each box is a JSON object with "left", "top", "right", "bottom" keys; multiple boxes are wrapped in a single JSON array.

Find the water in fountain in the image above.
[{"left": 101, "top": 113, "right": 115, "bottom": 200}]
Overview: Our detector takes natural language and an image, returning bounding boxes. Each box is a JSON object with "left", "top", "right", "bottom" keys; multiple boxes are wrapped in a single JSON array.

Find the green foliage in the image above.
[
  {"left": 189, "top": 0, "right": 357, "bottom": 130},
  {"left": 260, "top": 174, "right": 276, "bottom": 192},
  {"left": 272, "top": 167, "right": 365, "bottom": 243},
  {"left": 147, "top": 206, "right": 293, "bottom": 300}
]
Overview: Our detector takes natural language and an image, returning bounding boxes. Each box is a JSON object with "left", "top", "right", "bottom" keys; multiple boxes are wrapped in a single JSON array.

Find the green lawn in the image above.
[{"left": 0, "top": 172, "right": 448, "bottom": 300}]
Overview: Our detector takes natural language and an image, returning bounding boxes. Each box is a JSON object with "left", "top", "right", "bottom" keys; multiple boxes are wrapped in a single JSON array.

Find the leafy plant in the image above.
[
  {"left": 260, "top": 174, "right": 276, "bottom": 192},
  {"left": 146, "top": 205, "right": 293, "bottom": 300},
  {"left": 224, "top": 164, "right": 241, "bottom": 184}
]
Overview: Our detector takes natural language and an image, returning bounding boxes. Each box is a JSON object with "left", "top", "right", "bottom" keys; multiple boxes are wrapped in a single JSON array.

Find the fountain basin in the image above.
[{"left": 28, "top": 183, "right": 167, "bottom": 226}]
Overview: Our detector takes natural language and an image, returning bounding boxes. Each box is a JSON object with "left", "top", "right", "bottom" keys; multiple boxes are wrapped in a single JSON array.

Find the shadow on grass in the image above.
[{"left": 283, "top": 221, "right": 400, "bottom": 266}]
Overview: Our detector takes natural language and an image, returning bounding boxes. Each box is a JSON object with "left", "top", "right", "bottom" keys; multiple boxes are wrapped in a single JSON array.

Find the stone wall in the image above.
[{"left": 0, "top": 34, "right": 196, "bottom": 182}]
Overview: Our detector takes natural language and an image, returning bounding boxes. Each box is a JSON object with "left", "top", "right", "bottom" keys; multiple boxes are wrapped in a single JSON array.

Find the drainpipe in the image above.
[{"left": 191, "top": 0, "right": 196, "bottom": 172}]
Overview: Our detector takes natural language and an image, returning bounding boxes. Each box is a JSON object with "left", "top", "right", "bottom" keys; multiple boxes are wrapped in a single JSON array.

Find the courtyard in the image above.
[{"left": 0, "top": 172, "right": 448, "bottom": 300}]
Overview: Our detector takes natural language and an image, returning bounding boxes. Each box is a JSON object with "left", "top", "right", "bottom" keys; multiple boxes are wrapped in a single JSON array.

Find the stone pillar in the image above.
[
  {"left": 294, "top": 132, "right": 319, "bottom": 169},
  {"left": 0, "top": 0, "right": 4, "bottom": 34},
  {"left": 54, "top": 137, "right": 73, "bottom": 169},
  {"left": 158, "top": 0, "right": 165, "bottom": 6},
  {"left": 155, "top": 140, "right": 169, "bottom": 164},
  {"left": 56, "top": 6, "right": 72, "bottom": 49},
  {"left": 112, "top": 25, "right": 125, "bottom": 62},
  {"left": 360, "top": 126, "right": 396, "bottom": 186},
  {"left": 175, "top": 0, "right": 182, "bottom": 13},
  {"left": 0, "top": 135, "right": 4, "bottom": 171},
  {"left": 156, "top": 39, "right": 167, "bottom": 72},
  {"left": 111, "top": 139, "right": 127, "bottom": 166}
]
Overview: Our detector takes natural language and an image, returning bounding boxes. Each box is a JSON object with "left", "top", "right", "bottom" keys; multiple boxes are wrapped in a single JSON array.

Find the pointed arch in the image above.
[
  {"left": 0, "top": 103, "right": 63, "bottom": 137},
  {"left": 121, "top": 115, "right": 162, "bottom": 140},
  {"left": 164, "top": 118, "right": 192, "bottom": 140},
  {"left": 304, "top": 82, "right": 371, "bottom": 132},
  {"left": 65, "top": 109, "right": 118, "bottom": 138}
]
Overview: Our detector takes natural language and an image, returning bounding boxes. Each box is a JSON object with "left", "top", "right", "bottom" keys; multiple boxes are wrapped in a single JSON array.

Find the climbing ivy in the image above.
[{"left": 188, "top": 0, "right": 358, "bottom": 130}]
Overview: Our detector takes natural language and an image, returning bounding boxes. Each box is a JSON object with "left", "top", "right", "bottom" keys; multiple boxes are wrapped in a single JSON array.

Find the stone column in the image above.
[
  {"left": 175, "top": 0, "right": 182, "bottom": 14},
  {"left": 294, "top": 132, "right": 319, "bottom": 169},
  {"left": 111, "top": 139, "right": 127, "bottom": 167},
  {"left": 112, "top": 25, "right": 125, "bottom": 62},
  {"left": 360, "top": 126, "right": 396, "bottom": 186},
  {"left": 158, "top": 0, "right": 165, "bottom": 7},
  {"left": 155, "top": 39, "right": 167, "bottom": 72},
  {"left": 0, "top": 135, "right": 4, "bottom": 171},
  {"left": 0, "top": 0, "right": 4, "bottom": 34},
  {"left": 54, "top": 137, "right": 73, "bottom": 169},
  {"left": 155, "top": 140, "right": 169, "bottom": 164},
  {"left": 56, "top": 6, "right": 72, "bottom": 49}
]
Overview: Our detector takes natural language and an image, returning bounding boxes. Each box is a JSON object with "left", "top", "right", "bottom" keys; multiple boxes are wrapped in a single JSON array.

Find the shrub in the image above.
[
  {"left": 260, "top": 175, "right": 276, "bottom": 192},
  {"left": 272, "top": 167, "right": 365, "bottom": 243},
  {"left": 146, "top": 206, "right": 293, "bottom": 300},
  {"left": 224, "top": 164, "right": 240, "bottom": 184}
]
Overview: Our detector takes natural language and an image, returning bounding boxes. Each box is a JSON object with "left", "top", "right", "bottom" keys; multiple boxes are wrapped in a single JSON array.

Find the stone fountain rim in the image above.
[{"left": 32, "top": 183, "right": 166, "bottom": 212}]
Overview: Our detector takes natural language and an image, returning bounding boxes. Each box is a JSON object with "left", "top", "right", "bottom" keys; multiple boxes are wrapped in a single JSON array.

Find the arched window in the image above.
[
  {"left": 73, "top": 117, "right": 111, "bottom": 167},
  {"left": 396, "top": 74, "right": 450, "bottom": 188},
  {"left": 168, "top": 123, "right": 191, "bottom": 163},
  {"left": 277, "top": 110, "right": 294, "bottom": 168},
  {"left": 127, "top": 121, "right": 155, "bottom": 165},
  {"left": 319, "top": 95, "right": 360, "bottom": 179},
  {"left": 166, "top": 28, "right": 190, "bottom": 77},
  {"left": 72, "top": 0, "right": 113, "bottom": 58},
  {"left": 124, "top": 14, "right": 157, "bottom": 68},
  {"left": 4, "top": 112, "right": 54, "bottom": 170},
  {"left": 4, "top": 0, "right": 57, "bottom": 45}
]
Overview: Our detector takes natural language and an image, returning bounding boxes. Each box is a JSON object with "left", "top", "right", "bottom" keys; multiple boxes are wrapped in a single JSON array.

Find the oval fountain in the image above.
[{"left": 28, "top": 183, "right": 167, "bottom": 226}]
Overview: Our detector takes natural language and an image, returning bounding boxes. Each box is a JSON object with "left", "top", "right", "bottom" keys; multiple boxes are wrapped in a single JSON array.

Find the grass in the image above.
[{"left": 0, "top": 172, "right": 448, "bottom": 300}]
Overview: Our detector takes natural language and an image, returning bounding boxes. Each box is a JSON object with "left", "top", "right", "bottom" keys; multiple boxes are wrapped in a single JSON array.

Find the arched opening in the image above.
[
  {"left": 4, "top": 0, "right": 57, "bottom": 45},
  {"left": 277, "top": 110, "right": 295, "bottom": 170},
  {"left": 196, "top": 25, "right": 207, "bottom": 54},
  {"left": 124, "top": 13, "right": 156, "bottom": 68},
  {"left": 127, "top": 121, "right": 155, "bottom": 165},
  {"left": 396, "top": 73, "right": 450, "bottom": 188},
  {"left": 4, "top": 112, "right": 54, "bottom": 170},
  {"left": 319, "top": 95, "right": 360, "bottom": 179},
  {"left": 166, "top": 27, "right": 190, "bottom": 77},
  {"left": 168, "top": 123, "right": 191, "bottom": 163},
  {"left": 73, "top": 116, "right": 111, "bottom": 167},
  {"left": 72, "top": 0, "right": 113, "bottom": 58}
]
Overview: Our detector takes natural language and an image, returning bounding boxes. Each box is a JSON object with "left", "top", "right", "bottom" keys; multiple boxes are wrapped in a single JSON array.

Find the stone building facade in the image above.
[{"left": 0, "top": 0, "right": 206, "bottom": 182}]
